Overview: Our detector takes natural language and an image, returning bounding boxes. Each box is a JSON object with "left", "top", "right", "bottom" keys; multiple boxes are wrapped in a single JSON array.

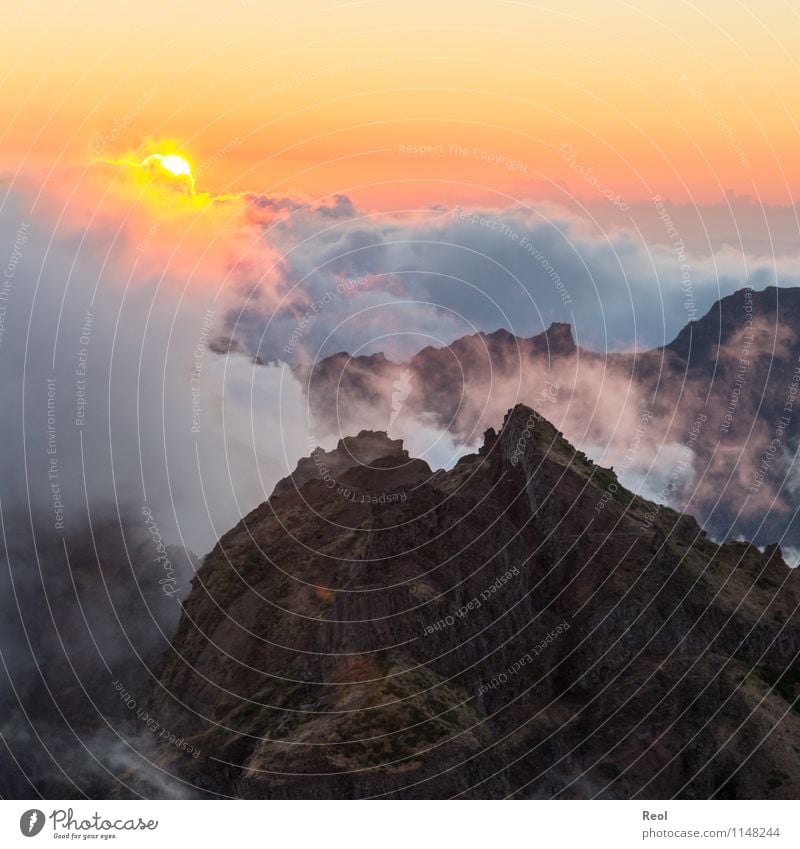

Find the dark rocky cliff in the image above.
[{"left": 150, "top": 405, "right": 800, "bottom": 798}]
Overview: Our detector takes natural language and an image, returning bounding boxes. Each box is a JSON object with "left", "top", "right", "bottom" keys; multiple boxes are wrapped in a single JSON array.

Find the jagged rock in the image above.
[{"left": 273, "top": 430, "right": 430, "bottom": 497}]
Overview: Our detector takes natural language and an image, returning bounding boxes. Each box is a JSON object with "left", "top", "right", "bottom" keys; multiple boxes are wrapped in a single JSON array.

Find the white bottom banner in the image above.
[{"left": 1, "top": 800, "right": 797, "bottom": 848}]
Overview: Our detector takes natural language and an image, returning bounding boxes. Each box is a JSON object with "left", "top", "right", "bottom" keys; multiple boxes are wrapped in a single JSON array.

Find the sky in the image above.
[
  {"left": 3, "top": 0, "right": 800, "bottom": 210},
  {"left": 2, "top": 0, "right": 800, "bottom": 556}
]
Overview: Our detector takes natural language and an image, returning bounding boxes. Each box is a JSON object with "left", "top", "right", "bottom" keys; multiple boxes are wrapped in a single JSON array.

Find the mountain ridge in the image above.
[{"left": 297, "top": 285, "right": 800, "bottom": 546}]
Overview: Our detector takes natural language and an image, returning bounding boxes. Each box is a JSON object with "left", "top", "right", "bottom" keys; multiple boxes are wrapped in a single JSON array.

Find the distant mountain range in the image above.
[
  {"left": 298, "top": 286, "right": 800, "bottom": 547},
  {"left": 150, "top": 405, "right": 800, "bottom": 798}
]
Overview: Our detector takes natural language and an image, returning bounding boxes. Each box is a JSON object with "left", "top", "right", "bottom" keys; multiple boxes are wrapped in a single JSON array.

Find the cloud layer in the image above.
[{"left": 226, "top": 196, "right": 799, "bottom": 367}]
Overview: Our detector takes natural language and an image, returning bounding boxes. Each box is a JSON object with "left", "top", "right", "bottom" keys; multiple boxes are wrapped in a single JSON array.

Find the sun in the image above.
[
  {"left": 128, "top": 153, "right": 194, "bottom": 194},
  {"left": 139, "top": 152, "right": 195, "bottom": 188},
  {"left": 157, "top": 154, "right": 192, "bottom": 178}
]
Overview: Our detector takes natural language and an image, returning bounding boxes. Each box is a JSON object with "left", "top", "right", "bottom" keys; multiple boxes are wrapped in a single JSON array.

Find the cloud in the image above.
[
  {"left": 225, "top": 198, "right": 799, "bottom": 365},
  {"left": 0, "top": 170, "right": 312, "bottom": 796}
]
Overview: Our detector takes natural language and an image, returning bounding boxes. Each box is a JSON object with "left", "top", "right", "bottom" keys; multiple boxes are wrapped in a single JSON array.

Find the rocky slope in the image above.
[{"left": 150, "top": 405, "right": 800, "bottom": 798}]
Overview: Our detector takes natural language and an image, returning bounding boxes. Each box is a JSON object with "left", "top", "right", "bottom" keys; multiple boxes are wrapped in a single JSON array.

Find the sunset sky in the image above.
[
  {"left": 3, "top": 0, "right": 799, "bottom": 209},
  {"left": 7, "top": 0, "right": 800, "bottom": 817}
]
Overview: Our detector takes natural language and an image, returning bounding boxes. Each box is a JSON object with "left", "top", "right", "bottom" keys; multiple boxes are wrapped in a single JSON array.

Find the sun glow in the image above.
[{"left": 95, "top": 148, "right": 198, "bottom": 193}]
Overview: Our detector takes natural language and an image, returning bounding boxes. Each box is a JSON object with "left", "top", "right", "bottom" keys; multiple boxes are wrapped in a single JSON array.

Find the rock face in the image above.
[
  {"left": 297, "top": 286, "right": 800, "bottom": 546},
  {"left": 152, "top": 406, "right": 800, "bottom": 799}
]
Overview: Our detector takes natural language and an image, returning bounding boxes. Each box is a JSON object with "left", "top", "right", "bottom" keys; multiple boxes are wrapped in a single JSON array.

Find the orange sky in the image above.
[{"left": 2, "top": 0, "right": 800, "bottom": 209}]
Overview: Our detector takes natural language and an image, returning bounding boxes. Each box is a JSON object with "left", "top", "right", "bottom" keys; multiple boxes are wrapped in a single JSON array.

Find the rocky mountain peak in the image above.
[
  {"left": 665, "top": 285, "right": 800, "bottom": 363},
  {"left": 539, "top": 320, "right": 576, "bottom": 355},
  {"left": 333, "top": 429, "right": 407, "bottom": 462},
  {"left": 273, "top": 428, "right": 428, "bottom": 497}
]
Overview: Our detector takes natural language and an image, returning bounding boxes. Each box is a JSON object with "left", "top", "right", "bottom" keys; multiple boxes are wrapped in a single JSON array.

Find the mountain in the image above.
[
  {"left": 150, "top": 405, "right": 800, "bottom": 798},
  {"left": 297, "top": 321, "right": 577, "bottom": 445},
  {"left": 296, "top": 286, "right": 800, "bottom": 546}
]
